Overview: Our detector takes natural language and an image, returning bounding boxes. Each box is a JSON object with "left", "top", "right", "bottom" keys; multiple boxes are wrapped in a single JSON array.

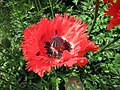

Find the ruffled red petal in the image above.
[
  {"left": 21, "top": 14, "right": 98, "bottom": 77},
  {"left": 104, "top": 0, "right": 120, "bottom": 30},
  {"left": 107, "top": 18, "right": 120, "bottom": 30}
]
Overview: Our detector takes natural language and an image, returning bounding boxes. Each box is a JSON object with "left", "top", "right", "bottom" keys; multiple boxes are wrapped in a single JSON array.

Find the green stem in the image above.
[
  {"left": 12, "top": 0, "right": 25, "bottom": 30},
  {"left": 37, "top": 0, "right": 42, "bottom": 9},
  {"left": 41, "top": 78, "right": 49, "bottom": 89},
  {"left": 89, "top": 0, "right": 99, "bottom": 35},
  {"left": 48, "top": 0, "right": 54, "bottom": 18},
  {"left": 41, "top": 78, "right": 48, "bottom": 84},
  {"left": 52, "top": 67, "right": 57, "bottom": 77},
  {"left": 98, "top": 36, "right": 120, "bottom": 52},
  {"left": 35, "top": 0, "right": 39, "bottom": 12}
]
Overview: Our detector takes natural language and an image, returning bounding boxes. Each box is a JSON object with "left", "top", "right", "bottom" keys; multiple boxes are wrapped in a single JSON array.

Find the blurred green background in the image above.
[{"left": 0, "top": 0, "right": 120, "bottom": 90}]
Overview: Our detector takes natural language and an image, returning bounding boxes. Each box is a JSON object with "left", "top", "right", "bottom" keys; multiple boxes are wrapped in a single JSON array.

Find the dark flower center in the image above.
[{"left": 44, "top": 36, "right": 72, "bottom": 58}]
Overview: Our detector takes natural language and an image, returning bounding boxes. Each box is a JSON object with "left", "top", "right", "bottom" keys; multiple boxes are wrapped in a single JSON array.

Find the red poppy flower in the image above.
[
  {"left": 21, "top": 14, "right": 98, "bottom": 77},
  {"left": 104, "top": 0, "right": 120, "bottom": 30}
]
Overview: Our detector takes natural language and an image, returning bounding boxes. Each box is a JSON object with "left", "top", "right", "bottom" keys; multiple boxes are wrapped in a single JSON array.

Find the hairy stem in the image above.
[
  {"left": 37, "top": 0, "right": 42, "bottom": 9},
  {"left": 12, "top": 0, "right": 25, "bottom": 30},
  {"left": 49, "top": 0, "right": 54, "bottom": 18},
  {"left": 35, "top": 0, "right": 39, "bottom": 12},
  {"left": 99, "top": 36, "right": 120, "bottom": 52},
  {"left": 89, "top": 0, "right": 99, "bottom": 35},
  {"left": 41, "top": 78, "right": 48, "bottom": 84}
]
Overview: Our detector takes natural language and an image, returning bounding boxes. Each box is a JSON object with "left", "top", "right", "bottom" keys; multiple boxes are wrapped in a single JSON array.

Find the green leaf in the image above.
[{"left": 72, "top": 0, "right": 79, "bottom": 5}]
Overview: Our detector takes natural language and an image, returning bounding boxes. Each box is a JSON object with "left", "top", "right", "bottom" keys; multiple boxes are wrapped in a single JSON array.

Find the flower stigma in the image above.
[{"left": 44, "top": 36, "right": 72, "bottom": 58}]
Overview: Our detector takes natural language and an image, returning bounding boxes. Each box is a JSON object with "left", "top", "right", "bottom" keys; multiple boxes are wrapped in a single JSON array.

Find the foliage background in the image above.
[{"left": 0, "top": 0, "right": 120, "bottom": 90}]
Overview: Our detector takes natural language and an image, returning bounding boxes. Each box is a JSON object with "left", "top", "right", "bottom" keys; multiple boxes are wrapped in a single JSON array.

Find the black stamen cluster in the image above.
[
  {"left": 44, "top": 36, "right": 72, "bottom": 58},
  {"left": 63, "top": 41, "right": 72, "bottom": 52}
]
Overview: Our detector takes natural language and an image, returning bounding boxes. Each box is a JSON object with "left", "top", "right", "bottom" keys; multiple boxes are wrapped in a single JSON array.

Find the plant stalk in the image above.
[
  {"left": 89, "top": 0, "right": 99, "bottom": 35},
  {"left": 12, "top": 0, "right": 25, "bottom": 30},
  {"left": 48, "top": 0, "right": 54, "bottom": 18},
  {"left": 35, "top": 0, "right": 39, "bottom": 12},
  {"left": 37, "top": 0, "right": 42, "bottom": 9},
  {"left": 99, "top": 36, "right": 120, "bottom": 52}
]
